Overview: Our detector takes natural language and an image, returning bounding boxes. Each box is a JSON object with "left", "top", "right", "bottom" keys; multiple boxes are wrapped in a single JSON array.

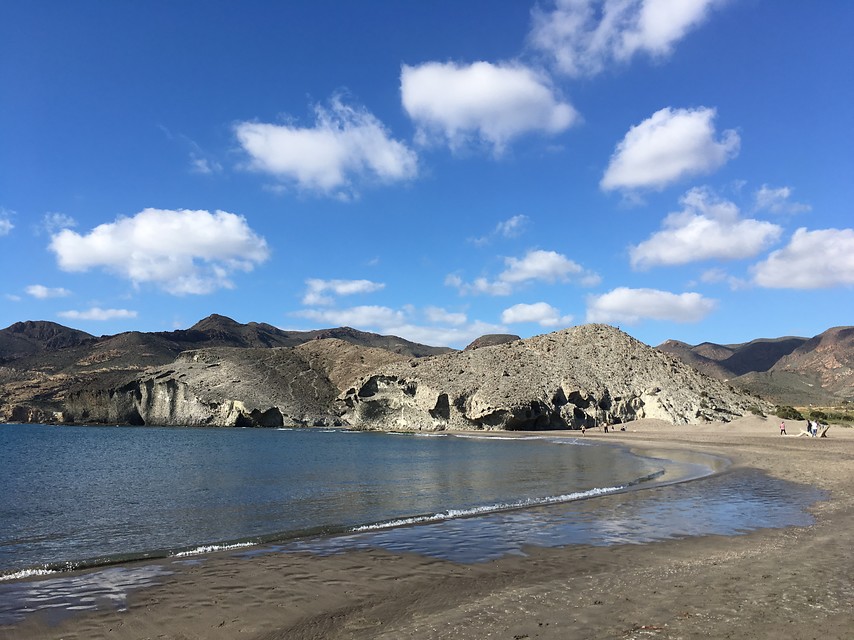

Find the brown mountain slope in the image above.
[
  {"left": 0, "top": 321, "right": 94, "bottom": 362},
  {"left": 0, "top": 315, "right": 451, "bottom": 422},
  {"left": 659, "top": 329, "right": 853, "bottom": 403},
  {"left": 770, "top": 327, "right": 854, "bottom": 398}
]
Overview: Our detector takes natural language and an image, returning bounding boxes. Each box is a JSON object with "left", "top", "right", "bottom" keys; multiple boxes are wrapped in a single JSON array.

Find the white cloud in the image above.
[
  {"left": 293, "top": 304, "right": 504, "bottom": 348},
  {"left": 302, "top": 278, "right": 385, "bottom": 306},
  {"left": 448, "top": 249, "right": 599, "bottom": 296},
  {"left": 384, "top": 321, "right": 507, "bottom": 349},
  {"left": 425, "top": 306, "right": 468, "bottom": 326},
  {"left": 235, "top": 97, "right": 417, "bottom": 195},
  {"left": 0, "top": 209, "right": 14, "bottom": 236},
  {"left": 601, "top": 107, "right": 739, "bottom": 191},
  {"left": 294, "top": 305, "right": 406, "bottom": 328},
  {"left": 754, "top": 184, "right": 811, "bottom": 215},
  {"left": 501, "top": 249, "right": 585, "bottom": 283},
  {"left": 26, "top": 284, "right": 71, "bottom": 299},
  {"left": 699, "top": 267, "right": 748, "bottom": 291},
  {"left": 530, "top": 0, "right": 722, "bottom": 77},
  {"left": 5, "top": 294, "right": 22, "bottom": 302},
  {"left": 401, "top": 61, "right": 577, "bottom": 154},
  {"left": 752, "top": 227, "right": 854, "bottom": 289},
  {"left": 471, "top": 214, "right": 530, "bottom": 246},
  {"left": 49, "top": 208, "right": 269, "bottom": 295},
  {"left": 40, "top": 212, "right": 77, "bottom": 235},
  {"left": 630, "top": 187, "right": 783, "bottom": 269},
  {"left": 586, "top": 287, "right": 717, "bottom": 324},
  {"left": 58, "top": 307, "right": 138, "bottom": 321},
  {"left": 501, "top": 302, "right": 573, "bottom": 327},
  {"left": 190, "top": 154, "right": 222, "bottom": 175}
]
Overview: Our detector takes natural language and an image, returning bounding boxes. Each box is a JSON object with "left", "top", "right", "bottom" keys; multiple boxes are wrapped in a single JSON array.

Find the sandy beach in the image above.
[{"left": 3, "top": 415, "right": 853, "bottom": 640}]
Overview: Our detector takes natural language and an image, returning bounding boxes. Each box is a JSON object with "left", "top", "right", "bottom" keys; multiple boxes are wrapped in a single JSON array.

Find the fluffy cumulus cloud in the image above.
[
  {"left": 752, "top": 227, "right": 854, "bottom": 289},
  {"left": 58, "top": 307, "right": 138, "bottom": 321},
  {"left": 754, "top": 184, "right": 811, "bottom": 215},
  {"left": 26, "top": 284, "right": 71, "bottom": 299},
  {"left": 235, "top": 97, "right": 417, "bottom": 195},
  {"left": 447, "top": 249, "right": 600, "bottom": 296},
  {"left": 302, "top": 278, "right": 385, "bottom": 306},
  {"left": 49, "top": 208, "right": 269, "bottom": 295},
  {"left": 530, "top": 0, "right": 722, "bottom": 77},
  {"left": 587, "top": 287, "right": 717, "bottom": 324},
  {"left": 401, "top": 61, "right": 577, "bottom": 154},
  {"left": 601, "top": 107, "right": 740, "bottom": 191},
  {"left": 630, "top": 188, "right": 783, "bottom": 269},
  {"left": 501, "top": 302, "right": 572, "bottom": 327}
]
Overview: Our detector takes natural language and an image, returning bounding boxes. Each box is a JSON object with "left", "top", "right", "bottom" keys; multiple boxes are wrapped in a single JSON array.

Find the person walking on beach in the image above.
[{"left": 780, "top": 421, "right": 786, "bottom": 435}]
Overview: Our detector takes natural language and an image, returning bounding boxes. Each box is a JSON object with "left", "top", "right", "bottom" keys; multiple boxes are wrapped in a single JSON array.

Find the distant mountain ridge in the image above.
[
  {"left": 0, "top": 315, "right": 452, "bottom": 422},
  {"left": 657, "top": 327, "right": 854, "bottom": 404},
  {"left": 2, "top": 316, "right": 851, "bottom": 426}
]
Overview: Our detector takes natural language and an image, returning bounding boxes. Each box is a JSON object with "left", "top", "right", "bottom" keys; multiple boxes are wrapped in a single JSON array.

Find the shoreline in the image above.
[
  {"left": 0, "top": 425, "right": 715, "bottom": 582},
  {"left": 2, "top": 415, "right": 853, "bottom": 639}
]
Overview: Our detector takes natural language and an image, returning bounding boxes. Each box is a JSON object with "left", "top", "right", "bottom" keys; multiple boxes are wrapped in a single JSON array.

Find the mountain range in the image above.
[
  {"left": 1, "top": 314, "right": 850, "bottom": 427},
  {"left": 657, "top": 326, "right": 854, "bottom": 405}
]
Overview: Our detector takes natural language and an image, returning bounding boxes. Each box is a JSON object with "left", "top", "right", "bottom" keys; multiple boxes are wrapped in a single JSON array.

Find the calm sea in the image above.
[
  {"left": 0, "top": 422, "right": 825, "bottom": 626},
  {"left": 0, "top": 422, "right": 663, "bottom": 578}
]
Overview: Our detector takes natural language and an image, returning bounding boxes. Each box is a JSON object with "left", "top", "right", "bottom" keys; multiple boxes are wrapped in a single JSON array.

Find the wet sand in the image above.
[{"left": 3, "top": 415, "right": 853, "bottom": 640}]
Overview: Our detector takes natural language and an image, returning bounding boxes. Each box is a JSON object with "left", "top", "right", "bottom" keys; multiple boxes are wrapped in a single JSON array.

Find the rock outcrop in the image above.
[
  {"left": 341, "top": 324, "right": 768, "bottom": 431},
  {"left": 464, "top": 334, "right": 521, "bottom": 350},
  {"left": 61, "top": 339, "right": 410, "bottom": 428}
]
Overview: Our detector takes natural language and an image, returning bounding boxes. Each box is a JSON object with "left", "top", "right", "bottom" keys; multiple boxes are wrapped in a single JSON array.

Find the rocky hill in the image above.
[
  {"left": 0, "top": 315, "right": 451, "bottom": 422},
  {"left": 62, "top": 339, "right": 409, "bottom": 428},
  {"left": 0, "top": 321, "right": 94, "bottom": 361},
  {"left": 658, "top": 327, "right": 854, "bottom": 404},
  {"left": 341, "top": 324, "right": 767, "bottom": 431}
]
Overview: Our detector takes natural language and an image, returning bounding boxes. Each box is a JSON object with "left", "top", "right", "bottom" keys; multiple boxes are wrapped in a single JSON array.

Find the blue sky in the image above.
[{"left": 2, "top": 0, "right": 852, "bottom": 349}]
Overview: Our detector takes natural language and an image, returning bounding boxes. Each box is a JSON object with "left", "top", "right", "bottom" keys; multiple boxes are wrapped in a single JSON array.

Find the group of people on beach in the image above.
[{"left": 779, "top": 420, "right": 823, "bottom": 436}]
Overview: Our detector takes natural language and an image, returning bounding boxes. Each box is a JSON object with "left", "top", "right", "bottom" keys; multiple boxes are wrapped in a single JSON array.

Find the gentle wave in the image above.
[
  {"left": 351, "top": 485, "right": 624, "bottom": 532},
  {"left": 350, "top": 465, "right": 667, "bottom": 534},
  {"left": 0, "top": 567, "right": 59, "bottom": 582},
  {"left": 173, "top": 542, "right": 256, "bottom": 557}
]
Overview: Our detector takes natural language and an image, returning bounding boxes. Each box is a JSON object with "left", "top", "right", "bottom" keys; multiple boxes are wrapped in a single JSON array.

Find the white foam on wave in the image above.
[
  {"left": 388, "top": 431, "right": 448, "bottom": 438},
  {"left": 351, "top": 485, "right": 623, "bottom": 532},
  {"left": 0, "top": 567, "right": 58, "bottom": 581},
  {"left": 173, "top": 542, "right": 255, "bottom": 557},
  {"left": 453, "top": 434, "right": 541, "bottom": 441}
]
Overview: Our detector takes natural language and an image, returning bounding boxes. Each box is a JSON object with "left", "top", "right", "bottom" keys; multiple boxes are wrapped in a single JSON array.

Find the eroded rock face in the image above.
[
  {"left": 61, "top": 339, "right": 410, "bottom": 428},
  {"left": 341, "top": 324, "right": 769, "bottom": 431},
  {"left": 63, "top": 347, "right": 340, "bottom": 427}
]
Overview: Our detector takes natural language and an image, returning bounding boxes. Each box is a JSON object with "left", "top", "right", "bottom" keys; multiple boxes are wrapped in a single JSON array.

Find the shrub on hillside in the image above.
[{"left": 775, "top": 405, "right": 803, "bottom": 420}]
